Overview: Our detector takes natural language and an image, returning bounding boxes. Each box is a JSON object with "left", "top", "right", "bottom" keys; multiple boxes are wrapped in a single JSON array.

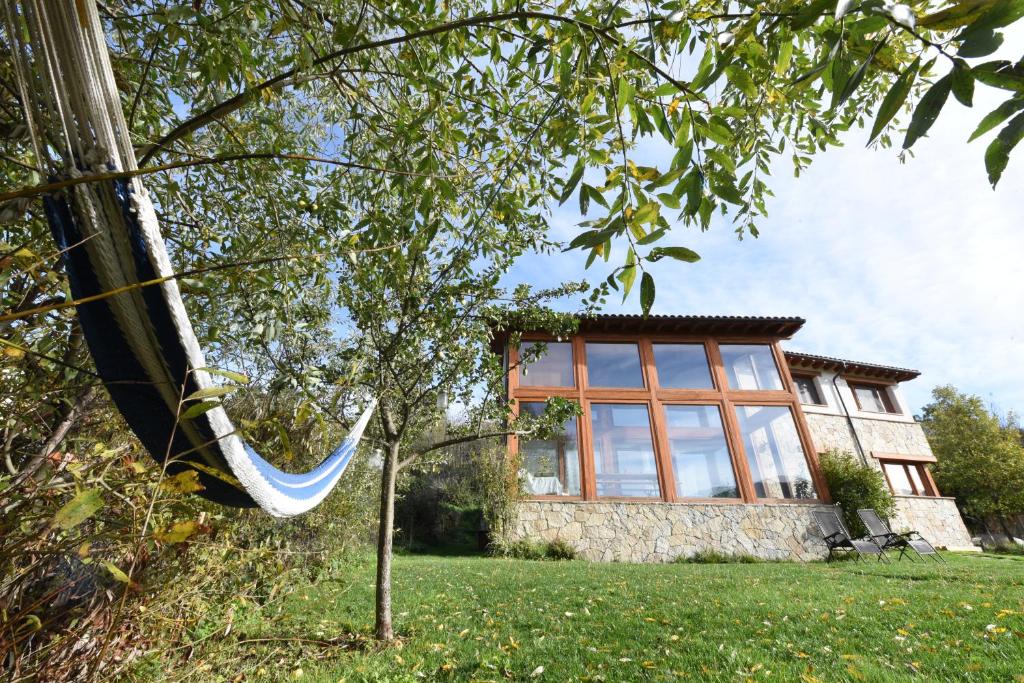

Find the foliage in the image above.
[
  {"left": 675, "top": 549, "right": 762, "bottom": 563},
  {"left": 497, "top": 538, "right": 578, "bottom": 560},
  {"left": 819, "top": 449, "right": 896, "bottom": 537},
  {"left": 158, "top": 552, "right": 1024, "bottom": 682},
  {"left": 920, "top": 385, "right": 1024, "bottom": 528},
  {"left": 986, "top": 541, "right": 1024, "bottom": 555}
]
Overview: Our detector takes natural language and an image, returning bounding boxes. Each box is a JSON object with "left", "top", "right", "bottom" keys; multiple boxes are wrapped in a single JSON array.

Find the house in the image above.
[{"left": 493, "top": 314, "right": 976, "bottom": 562}]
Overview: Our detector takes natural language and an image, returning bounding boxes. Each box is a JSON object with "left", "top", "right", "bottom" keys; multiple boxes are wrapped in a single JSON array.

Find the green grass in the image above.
[{"left": 178, "top": 553, "right": 1024, "bottom": 682}]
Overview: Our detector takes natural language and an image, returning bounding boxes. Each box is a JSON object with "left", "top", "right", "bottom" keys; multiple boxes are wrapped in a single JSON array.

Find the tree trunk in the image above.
[{"left": 374, "top": 439, "right": 400, "bottom": 641}]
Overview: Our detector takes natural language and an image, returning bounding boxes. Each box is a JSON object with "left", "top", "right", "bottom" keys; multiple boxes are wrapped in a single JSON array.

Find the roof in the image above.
[
  {"left": 784, "top": 351, "right": 920, "bottom": 383},
  {"left": 490, "top": 314, "right": 806, "bottom": 353}
]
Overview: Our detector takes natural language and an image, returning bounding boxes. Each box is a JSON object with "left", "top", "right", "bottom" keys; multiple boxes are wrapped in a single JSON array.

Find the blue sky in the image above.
[{"left": 505, "top": 67, "right": 1024, "bottom": 418}]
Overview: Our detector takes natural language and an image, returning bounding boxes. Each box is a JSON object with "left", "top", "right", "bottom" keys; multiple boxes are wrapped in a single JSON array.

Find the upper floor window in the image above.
[
  {"left": 850, "top": 382, "right": 899, "bottom": 414},
  {"left": 586, "top": 343, "right": 644, "bottom": 388},
  {"left": 520, "top": 342, "right": 574, "bottom": 387},
  {"left": 719, "top": 344, "right": 783, "bottom": 391},
  {"left": 652, "top": 343, "right": 714, "bottom": 389},
  {"left": 793, "top": 374, "right": 825, "bottom": 406}
]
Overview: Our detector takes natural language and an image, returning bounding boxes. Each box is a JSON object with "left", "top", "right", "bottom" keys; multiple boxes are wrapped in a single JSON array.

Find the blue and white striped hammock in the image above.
[{"left": 5, "top": 0, "right": 375, "bottom": 517}]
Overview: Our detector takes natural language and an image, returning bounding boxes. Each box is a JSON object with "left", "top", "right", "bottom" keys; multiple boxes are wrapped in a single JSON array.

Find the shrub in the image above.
[
  {"left": 497, "top": 538, "right": 577, "bottom": 560},
  {"left": 544, "top": 539, "right": 577, "bottom": 560},
  {"left": 675, "top": 550, "right": 760, "bottom": 564},
  {"left": 819, "top": 449, "right": 896, "bottom": 537},
  {"left": 986, "top": 542, "right": 1024, "bottom": 556}
]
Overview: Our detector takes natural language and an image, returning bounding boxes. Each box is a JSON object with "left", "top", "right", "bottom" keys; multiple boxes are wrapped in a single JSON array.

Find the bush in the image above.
[
  {"left": 544, "top": 539, "right": 577, "bottom": 560},
  {"left": 674, "top": 550, "right": 760, "bottom": 564},
  {"left": 819, "top": 449, "right": 896, "bottom": 537},
  {"left": 497, "top": 538, "right": 577, "bottom": 560},
  {"left": 986, "top": 542, "right": 1024, "bottom": 556}
]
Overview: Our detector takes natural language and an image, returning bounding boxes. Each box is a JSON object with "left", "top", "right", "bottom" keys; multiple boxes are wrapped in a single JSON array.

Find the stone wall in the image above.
[
  {"left": 510, "top": 501, "right": 834, "bottom": 562},
  {"left": 803, "top": 413, "right": 933, "bottom": 460},
  {"left": 891, "top": 496, "right": 978, "bottom": 551}
]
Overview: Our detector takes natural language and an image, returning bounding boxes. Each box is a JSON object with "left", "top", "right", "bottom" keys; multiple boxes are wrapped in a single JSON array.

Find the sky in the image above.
[{"left": 505, "top": 61, "right": 1024, "bottom": 418}]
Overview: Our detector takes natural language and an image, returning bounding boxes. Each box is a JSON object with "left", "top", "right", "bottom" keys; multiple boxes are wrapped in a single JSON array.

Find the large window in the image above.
[
  {"left": 664, "top": 405, "right": 739, "bottom": 498},
  {"left": 882, "top": 461, "right": 933, "bottom": 496},
  {"left": 518, "top": 402, "right": 580, "bottom": 496},
  {"left": 590, "top": 404, "right": 660, "bottom": 497},
  {"left": 735, "top": 405, "right": 816, "bottom": 499},
  {"left": 720, "top": 344, "right": 783, "bottom": 391},
  {"left": 520, "top": 342, "right": 574, "bottom": 387},
  {"left": 850, "top": 382, "right": 899, "bottom": 414},
  {"left": 511, "top": 335, "right": 823, "bottom": 503},
  {"left": 653, "top": 344, "right": 714, "bottom": 389},
  {"left": 586, "top": 343, "right": 645, "bottom": 388},
  {"left": 794, "top": 375, "right": 825, "bottom": 406}
]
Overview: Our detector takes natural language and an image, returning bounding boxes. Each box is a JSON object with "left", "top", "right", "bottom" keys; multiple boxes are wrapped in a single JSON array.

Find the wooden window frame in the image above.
[
  {"left": 847, "top": 379, "right": 901, "bottom": 415},
  {"left": 508, "top": 333, "right": 830, "bottom": 505},
  {"left": 879, "top": 459, "right": 939, "bottom": 497}
]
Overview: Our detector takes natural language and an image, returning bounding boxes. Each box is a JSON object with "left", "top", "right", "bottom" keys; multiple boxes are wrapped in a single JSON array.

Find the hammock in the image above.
[{"left": 3, "top": 0, "right": 375, "bottom": 517}]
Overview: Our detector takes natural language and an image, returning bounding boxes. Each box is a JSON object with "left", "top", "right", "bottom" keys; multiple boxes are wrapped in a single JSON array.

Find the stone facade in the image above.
[
  {"left": 510, "top": 501, "right": 833, "bottom": 562},
  {"left": 891, "top": 495, "right": 978, "bottom": 551},
  {"left": 803, "top": 412, "right": 933, "bottom": 458}
]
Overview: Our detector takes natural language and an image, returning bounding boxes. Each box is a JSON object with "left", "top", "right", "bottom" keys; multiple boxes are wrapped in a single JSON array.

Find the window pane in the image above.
[
  {"left": 794, "top": 376, "right": 823, "bottom": 405},
  {"left": 586, "top": 343, "right": 644, "bottom": 388},
  {"left": 735, "top": 405, "right": 817, "bottom": 499},
  {"left": 884, "top": 463, "right": 914, "bottom": 495},
  {"left": 906, "top": 464, "right": 927, "bottom": 495},
  {"left": 664, "top": 405, "right": 739, "bottom": 498},
  {"left": 518, "top": 402, "right": 580, "bottom": 496},
  {"left": 520, "top": 342, "right": 574, "bottom": 387},
  {"left": 590, "top": 404, "right": 660, "bottom": 498},
  {"left": 720, "top": 344, "right": 783, "bottom": 391},
  {"left": 851, "top": 383, "right": 899, "bottom": 413},
  {"left": 653, "top": 344, "right": 714, "bottom": 389}
]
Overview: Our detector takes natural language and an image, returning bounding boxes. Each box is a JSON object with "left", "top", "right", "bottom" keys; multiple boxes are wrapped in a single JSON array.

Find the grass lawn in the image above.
[{"left": 179, "top": 552, "right": 1024, "bottom": 682}]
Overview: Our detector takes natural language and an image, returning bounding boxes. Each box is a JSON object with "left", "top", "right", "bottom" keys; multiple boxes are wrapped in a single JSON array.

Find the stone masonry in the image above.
[
  {"left": 510, "top": 501, "right": 833, "bottom": 562},
  {"left": 891, "top": 496, "right": 978, "bottom": 551}
]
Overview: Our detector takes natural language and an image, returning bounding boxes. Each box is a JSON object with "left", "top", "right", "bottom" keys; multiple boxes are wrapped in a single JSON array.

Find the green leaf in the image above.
[
  {"left": 834, "top": 39, "right": 886, "bottom": 110},
  {"left": 984, "top": 110, "right": 1024, "bottom": 186},
  {"left": 951, "top": 60, "right": 976, "bottom": 106},
  {"left": 618, "top": 264, "right": 637, "bottom": 298},
  {"left": 616, "top": 77, "right": 634, "bottom": 114},
  {"left": 710, "top": 179, "right": 744, "bottom": 204},
  {"left": 649, "top": 246, "right": 701, "bottom": 263},
  {"left": 198, "top": 367, "right": 249, "bottom": 384},
  {"left": 971, "top": 60, "right": 1024, "bottom": 91},
  {"left": 180, "top": 400, "right": 221, "bottom": 420},
  {"left": 775, "top": 39, "right": 794, "bottom": 77},
  {"left": 559, "top": 161, "right": 585, "bottom": 205},
  {"left": 154, "top": 520, "right": 201, "bottom": 544},
  {"left": 920, "top": 0, "right": 999, "bottom": 30},
  {"left": 103, "top": 562, "right": 131, "bottom": 583},
  {"left": 640, "top": 272, "right": 655, "bottom": 316},
  {"left": 633, "top": 202, "right": 660, "bottom": 225},
  {"left": 903, "top": 74, "right": 953, "bottom": 150},
  {"left": 968, "top": 96, "right": 1024, "bottom": 140},
  {"left": 703, "top": 117, "right": 734, "bottom": 145},
  {"left": 726, "top": 65, "right": 757, "bottom": 98},
  {"left": 53, "top": 489, "right": 104, "bottom": 529},
  {"left": 959, "top": 0, "right": 1024, "bottom": 36},
  {"left": 184, "top": 385, "right": 236, "bottom": 402},
  {"left": 567, "top": 229, "right": 612, "bottom": 250},
  {"left": 870, "top": 57, "right": 920, "bottom": 144},
  {"left": 957, "top": 29, "right": 1004, "bottom": 57},
  {"left": 790, "top": 0, "right": 834, "bottom": 30},
  {"left": 657, "top": 192, "right": 681, "bottom": 210},
  {"left": 636, "top": 228, "right": 668, "bottom": 245}
]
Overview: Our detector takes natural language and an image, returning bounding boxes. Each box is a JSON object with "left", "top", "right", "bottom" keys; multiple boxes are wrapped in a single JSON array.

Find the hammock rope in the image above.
[{"left": 3, "top": 0, "right": 375, "bottom": 517}]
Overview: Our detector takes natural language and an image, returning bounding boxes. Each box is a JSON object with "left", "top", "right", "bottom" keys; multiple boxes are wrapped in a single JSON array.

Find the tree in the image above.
[
  {"left": 336, "top": 209, "right": 581, "bottom": 639},
  {"left": 920, "top": 385, "right": 1024, "bottom": 535}
]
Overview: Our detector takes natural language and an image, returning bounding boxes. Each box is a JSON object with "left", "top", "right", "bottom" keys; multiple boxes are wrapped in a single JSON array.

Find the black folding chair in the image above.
[
  {"left": 857, "top": 508, "right": 944, "bottom": 562},
  {"left": 812, "top": 508, "right": 888, "bottom": 562}
]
